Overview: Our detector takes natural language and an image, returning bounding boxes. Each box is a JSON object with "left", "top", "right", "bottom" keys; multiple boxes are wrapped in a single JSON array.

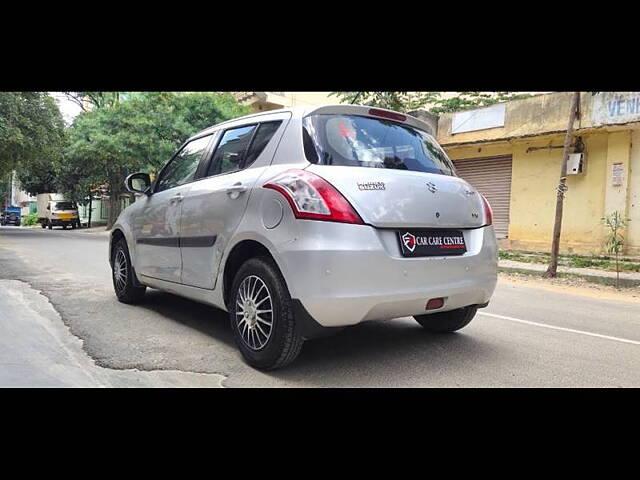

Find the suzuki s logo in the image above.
[
  {"left": 402, "top": 232, "right": 416, "bottom": 252},
  {"left": 426, "top": 182, "right": 438, "bottom": 193}
]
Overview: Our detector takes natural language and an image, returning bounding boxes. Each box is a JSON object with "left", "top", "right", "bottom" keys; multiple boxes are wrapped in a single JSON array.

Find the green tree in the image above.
[
  {"left": 16, "top": 159, "right": 60, "bottom": 196},
  {"left": 0, "top": 92, "right": 66, "bottom": 180},
  {"left": 59, "top": 92, "right": 131, "bottom": 212},
  {"left": 65, "top": 92, "right": 249, "bottom": 229},
  {"left": 62, "top": 92, "right": 123, "bottom": 111},
  {"left": 601, "top": 211, "right": 631, "bottom": 289},
  {"left": 331, "top": 92, "right": 438, "bottom": 111},
  {"left": 330, "top": 91, "right": 532, "bottom": 114}
]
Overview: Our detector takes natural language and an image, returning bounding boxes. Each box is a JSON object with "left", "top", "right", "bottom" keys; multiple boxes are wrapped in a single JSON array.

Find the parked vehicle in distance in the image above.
[
  {"left": 1, "top": 206, "right": 21, "bottom": 226},
  {"left": 37, "top": 193, "right": 80, "bottom": 229},
  {"left": 109, "top": 105, "right": 498, "bottom": 370}
]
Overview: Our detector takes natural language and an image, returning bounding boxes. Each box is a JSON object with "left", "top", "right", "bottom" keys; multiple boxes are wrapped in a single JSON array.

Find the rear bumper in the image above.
[{"left": 278, "top": 222, "right": 498, "bottom": 328}]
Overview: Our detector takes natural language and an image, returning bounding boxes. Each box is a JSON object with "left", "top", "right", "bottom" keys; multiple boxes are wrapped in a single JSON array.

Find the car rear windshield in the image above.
[
  {"left": 54, "top": 202, "right": 76, "bottom": 210},
  {"left": 302, "top": 114, "right": 456, "bottom": 176}
]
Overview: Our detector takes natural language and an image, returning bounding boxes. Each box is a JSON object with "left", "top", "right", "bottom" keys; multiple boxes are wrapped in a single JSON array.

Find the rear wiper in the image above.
[{"left": 383, "top": 156, "right": 408, "bottom": 170}]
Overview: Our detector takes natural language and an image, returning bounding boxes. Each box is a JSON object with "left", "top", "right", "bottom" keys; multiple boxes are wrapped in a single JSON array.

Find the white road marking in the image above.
[{"left": 479, "top": 312, "right": 640, "bottom": 346}]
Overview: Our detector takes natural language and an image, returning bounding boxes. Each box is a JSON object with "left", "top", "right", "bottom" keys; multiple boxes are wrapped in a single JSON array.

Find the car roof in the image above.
[{"left": 187, "top": 104, "right": 435, "bottom": 142}]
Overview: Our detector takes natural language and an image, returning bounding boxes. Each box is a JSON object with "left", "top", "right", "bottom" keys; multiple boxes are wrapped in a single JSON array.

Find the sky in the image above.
[{"left": 49, "top": 92, "right": 83, "bottom": 124}]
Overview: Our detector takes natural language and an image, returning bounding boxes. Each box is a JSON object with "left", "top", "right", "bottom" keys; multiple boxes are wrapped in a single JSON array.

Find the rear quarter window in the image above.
[{"left": 244, "top": 121, "right": 282, "bottom": 167}]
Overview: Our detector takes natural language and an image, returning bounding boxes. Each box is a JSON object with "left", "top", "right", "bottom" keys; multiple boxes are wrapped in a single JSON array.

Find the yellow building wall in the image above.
[
  {"left": 436, "top": 92, "right": 625, "bottom": 148},
  {"left": 446, "top": 133, "right": 614, "bottom": 255},
  {"left": 604, "top": 131, "right": 631, "bottom": 215},
  {"left": 627, "top": 131, "right": 640, "bottom": 255},
  {"left": 437, "top": 93, "right": 578, "bottom": 146},
  {"left": 438, "top": 92, "right": 640, "bottom": 255},
  {"left": 561, "top": 133, "right": 609, "bottom": 253}
]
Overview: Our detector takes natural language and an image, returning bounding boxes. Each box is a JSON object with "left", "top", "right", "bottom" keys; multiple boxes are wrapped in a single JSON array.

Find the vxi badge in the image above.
[{"left": 357, "top": 181, "right": 385, "bottom": 191}]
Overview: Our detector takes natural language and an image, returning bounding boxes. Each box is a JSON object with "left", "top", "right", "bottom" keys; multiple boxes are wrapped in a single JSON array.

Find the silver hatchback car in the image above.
[{"left": 110, "top": 105, "right": 498, "bottom": 369}]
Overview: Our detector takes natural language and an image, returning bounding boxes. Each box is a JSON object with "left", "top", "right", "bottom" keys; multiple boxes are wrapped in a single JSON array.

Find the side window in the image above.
[
  {"left": 156, "top": 135, "right": 211, "bottom": 192},
  {"left": 244, "top": 121, "right": 282, "bottom": 167},
  {"left": 207, "top": 125, "right": 256, "bottom": 177}
]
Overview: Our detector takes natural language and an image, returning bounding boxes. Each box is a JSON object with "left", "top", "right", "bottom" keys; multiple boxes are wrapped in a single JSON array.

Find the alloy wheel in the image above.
[
  {"left": 113, "top": 249, "right": 128, "bottom": 293},
  {"left": 235, "top": 275, "right": 274, "bottom": 350}
]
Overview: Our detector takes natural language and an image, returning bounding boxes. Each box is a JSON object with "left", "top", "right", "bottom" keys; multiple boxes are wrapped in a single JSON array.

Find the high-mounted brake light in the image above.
[
  {"left": 263, "top": 169, "right": 363, "bottom": 225},
  {"left": 481, "top": 194, "right": 493, "bottom": 226},
  {"left": 368, "top": 108, "right": 406, "bottom": 122}
]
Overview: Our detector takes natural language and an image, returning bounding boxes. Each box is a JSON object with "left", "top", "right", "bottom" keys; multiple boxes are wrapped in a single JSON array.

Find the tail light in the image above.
[
  {"left": 263, "top": 169, "right": 363, "bottom": 225},
  {"left": 481, "top": 194, "right": 493, "bottom": 226}
]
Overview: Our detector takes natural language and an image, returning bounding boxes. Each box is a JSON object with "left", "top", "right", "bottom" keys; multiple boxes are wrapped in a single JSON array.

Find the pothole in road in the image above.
[{"left": 0, "top": 279, "right": 227, "bottom": 388}]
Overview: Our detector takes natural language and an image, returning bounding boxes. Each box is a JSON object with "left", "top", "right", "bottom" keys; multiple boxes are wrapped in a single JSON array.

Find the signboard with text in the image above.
[
  {"left": 611, "top": 163, "right": 624, "bottom": 187},
  {"left": 452, "top": 103, "right": 506, "bottom": 134},
  {"left": 592, "top": 92, "right": 640, "bottom": 126}
]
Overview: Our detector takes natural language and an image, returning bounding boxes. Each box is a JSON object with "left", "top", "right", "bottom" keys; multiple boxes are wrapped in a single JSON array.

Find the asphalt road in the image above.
[{"left": 1, "top": 225, "right": 639, "bottom": 387}]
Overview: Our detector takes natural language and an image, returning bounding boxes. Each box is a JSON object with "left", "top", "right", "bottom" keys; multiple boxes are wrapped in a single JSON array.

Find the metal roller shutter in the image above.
[{"left": 453, "top": 156, "right": 512, "bottom": 238}]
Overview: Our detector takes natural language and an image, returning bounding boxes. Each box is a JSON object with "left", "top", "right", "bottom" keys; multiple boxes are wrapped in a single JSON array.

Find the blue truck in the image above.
[{"left": 1, "top": 206, "right": 22, "bottom": 226}]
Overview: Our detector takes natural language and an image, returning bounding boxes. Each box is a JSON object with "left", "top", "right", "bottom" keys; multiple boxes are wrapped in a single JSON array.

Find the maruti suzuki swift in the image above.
[{"left": 110, "top": 105, "right": 498, "bottom": 370}]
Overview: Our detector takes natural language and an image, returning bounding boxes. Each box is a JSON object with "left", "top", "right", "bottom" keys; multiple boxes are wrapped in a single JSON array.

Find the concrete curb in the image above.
[
  {"left": 499, "top": 264, "right": 640, "bottom": 288},
  {"left": 72, "top": 229, "right": 111, "bottom": 236}
]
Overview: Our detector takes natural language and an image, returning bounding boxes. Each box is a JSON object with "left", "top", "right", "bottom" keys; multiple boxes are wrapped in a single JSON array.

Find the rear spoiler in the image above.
[{"left": 304, "top": 104, "right": 436, "bottom": 137}]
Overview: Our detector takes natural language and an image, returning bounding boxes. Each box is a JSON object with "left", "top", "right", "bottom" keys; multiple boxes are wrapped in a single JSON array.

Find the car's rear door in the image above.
[
  {"left": 132, "top": 134, "right": 213, "bottom": 283},
  {"left": 179, "top": 112, "right": 291, "bottom": 289},
  {"left": 303, "top": 112, "right": 486, "bottom": 230}
]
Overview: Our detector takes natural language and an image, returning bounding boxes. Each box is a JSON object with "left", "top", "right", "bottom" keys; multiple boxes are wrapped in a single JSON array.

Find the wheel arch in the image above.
[
  {"left": 110, "top": 226, "right": 146, "bottom": 288},
  {"left": 109, "top": 228, "right": 126, "bottom": 266},
  {"left": 222, "top": 238, "right": 287, "bottom": 310}
]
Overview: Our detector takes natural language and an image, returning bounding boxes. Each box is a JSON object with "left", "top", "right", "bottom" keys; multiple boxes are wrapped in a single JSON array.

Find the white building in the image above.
[{"left": 6, "top": 171, "right": 36, "bottom": 215}]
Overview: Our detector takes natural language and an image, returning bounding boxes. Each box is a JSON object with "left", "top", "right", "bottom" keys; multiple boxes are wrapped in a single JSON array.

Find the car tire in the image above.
[
  {"left": 41, "top": 222, "right": 46, "bottom": 229},
  {"left": 414, "top": 305, "right": 478, "bottom": 333},
  {"left": 230, "top": 256, "right": 304, "bottom": 370},
  {"left": 47, "top": 222, "right": 52, "bottom": 229},
  {"left": 111, "top": 239, "right": 146, "bottom": 304}
]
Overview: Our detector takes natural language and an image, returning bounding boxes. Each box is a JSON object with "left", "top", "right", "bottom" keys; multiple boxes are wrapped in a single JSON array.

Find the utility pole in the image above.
[
  {"left": 88, "top": 189, "right": 93, "bottom": 228},
  {"left": 544, "top": 92, "right": 582, "bottom": 278}
]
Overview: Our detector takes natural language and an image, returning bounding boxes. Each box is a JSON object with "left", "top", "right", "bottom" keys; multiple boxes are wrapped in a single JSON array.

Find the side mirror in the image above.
[{"left": 125, "top": 172, "right": 152, "bottom": 195}]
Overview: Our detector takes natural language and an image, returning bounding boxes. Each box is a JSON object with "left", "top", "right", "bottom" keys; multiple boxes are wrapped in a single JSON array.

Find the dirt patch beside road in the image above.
[{"left": 499, "top": 271, "right": 640, "bottom": 304}]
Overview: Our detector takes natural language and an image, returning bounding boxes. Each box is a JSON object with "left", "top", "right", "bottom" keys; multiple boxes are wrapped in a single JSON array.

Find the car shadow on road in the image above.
[
  {"left": 135, "top": 290, "right": 236, "bottom": 348},
  {"left": 132, "top": 290, "right": 500, "bottom": 386},
  {"left": 254, "top": 320, "right": 498, "bottom": 387}
]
